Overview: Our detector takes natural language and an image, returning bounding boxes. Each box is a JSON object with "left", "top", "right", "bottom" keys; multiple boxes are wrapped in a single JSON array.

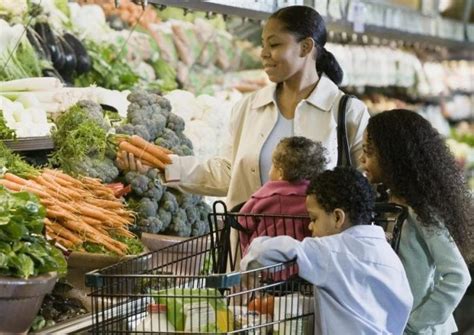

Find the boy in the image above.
[{"left": 241, "top": 167, "right": 413, "bottom": 334}]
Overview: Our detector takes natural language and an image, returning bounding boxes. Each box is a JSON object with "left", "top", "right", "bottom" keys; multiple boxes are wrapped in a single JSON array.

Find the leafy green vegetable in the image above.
[
  {"left": 74, "top": 40, "right": 139, "bottom": 91},
  {"left": 78, "top": 234, "right": 144, "bottom": 256},
  {"left": 49, "top": 104, "right": 108, "bottom": 175},
  {"left": 0, "top": 113, "right": 16, "bottom": 140},
  {"left": 0, "top": 141, "right": 38, "bottom": 177},
  {"left": 0, "top": 187, "right": 67, "bottom": 278}
]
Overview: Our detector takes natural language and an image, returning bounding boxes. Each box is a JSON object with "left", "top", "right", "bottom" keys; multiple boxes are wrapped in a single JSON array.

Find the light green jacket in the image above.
[{"left": 400, "top": 208, "right": 471, "bottom": 334}]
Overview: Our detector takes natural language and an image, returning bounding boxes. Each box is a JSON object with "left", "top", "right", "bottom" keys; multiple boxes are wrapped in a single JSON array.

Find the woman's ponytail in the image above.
[
  {"left": 316, "top": 48, "right": 344, "bottom": 85},
  {"left": 271, "top": 6, "right": 345, "bottom": 86}
]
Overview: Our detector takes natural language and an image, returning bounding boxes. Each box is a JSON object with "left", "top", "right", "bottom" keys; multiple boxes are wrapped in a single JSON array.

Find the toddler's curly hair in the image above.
[{"left": 273, "top": 136, "right": 327, "bottom": 182}]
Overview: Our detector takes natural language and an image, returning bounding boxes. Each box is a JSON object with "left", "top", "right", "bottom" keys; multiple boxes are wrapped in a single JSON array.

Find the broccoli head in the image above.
[
  {"left": 74, "top": 157, "right": 119, "bottom": 183},
  {"left": 148, "top": 113, "right": 167, "bottom": 139},
  {"left": 185, "top": 206, "right": 199, "bottom": 224},
  {"left": 166, "top": 208, "right": 190, "bottom": 237},
  {"left": 137, "top": 198, "right": 158, "bottom": 217},
  {"left": 159, "top": 191, "right": 179, "bottom": 213},
  {"left": 191, "top": 220, "right": 209, "bottom": 237},
  {"left": 138, "top": 216, "right": 164, "bottom": 234},
  {"left": 77, "top": 100, "right": 110, "bottom": 131},
  {"left": 166, "top": 113, "right": 185, "bottom": 133},
  {"left": 155, "top": 128, "right": 180, "bottom": 150},
  {"left": 129, "top": 174, "right": 150, "bottom": 196},
  {"left": 177, "top": 132, "right": 194, "bottom": 150},
  {"left": 174, "top": 192, "right": 200, "bottom": 208},
  {"left": 196, "top": 202, "right": 212, "bottom": 221},
  {"left": 172, "top": 145, "right": 193, "bottom": 156},
  {"left": 157, "top": 208, "right": 172, "bottom": 230}
]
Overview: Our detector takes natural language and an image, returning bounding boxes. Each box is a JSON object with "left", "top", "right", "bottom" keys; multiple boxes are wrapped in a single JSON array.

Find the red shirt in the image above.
[{"left": 238, "top": 180, "right": 311, "bottom": 255}]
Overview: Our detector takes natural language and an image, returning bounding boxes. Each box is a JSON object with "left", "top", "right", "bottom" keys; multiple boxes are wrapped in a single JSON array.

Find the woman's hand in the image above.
[{"left": 116, "top": 150, "right": 151, "bottom": 174}]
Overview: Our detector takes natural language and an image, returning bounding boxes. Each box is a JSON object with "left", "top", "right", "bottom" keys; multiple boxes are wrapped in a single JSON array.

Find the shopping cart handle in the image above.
[{"left": 206, "top": 272, "right": 241, "bottom": 289}]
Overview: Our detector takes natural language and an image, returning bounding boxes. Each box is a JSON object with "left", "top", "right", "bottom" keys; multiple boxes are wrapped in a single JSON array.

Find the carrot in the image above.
[
  {"left": 84, "top": 197, "right": 124, "bottom": 209},
  {"left": 78, "top": 205, "right": 109, "bottom": 222},
  {"left": 129, "top": 135, "right": 172, "bottom": 164},
  {"left": 43, "top": 169, "right": 83, "bottom": 188},
  {"left": 45, "top": 219, "right": 83, "bottom": 245},
  {"left": 61, "top": 219, "right": 126, "bottom": 255},
  {"left": 41, "top": 172, "right": 74, "bottom": 188},
  {"left": 46, "top": 232, "right": 75, "bottom": 249},
  {"left": 0, "top": 179, "right": 50, "bottom": 198},
  {"left": 119, "top": 141, "right": 166, "bottom": 170},
  {"left": 82, "top": 216, "right": 102, "bottom": 226}
]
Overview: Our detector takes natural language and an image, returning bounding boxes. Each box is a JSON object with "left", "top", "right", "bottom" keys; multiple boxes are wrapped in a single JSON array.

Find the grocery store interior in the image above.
[{"left": 0, "top": 0, "right": 473, "bottom": 334}]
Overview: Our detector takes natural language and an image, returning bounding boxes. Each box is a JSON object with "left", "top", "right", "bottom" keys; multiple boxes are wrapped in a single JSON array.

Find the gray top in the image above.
[{"left": 259, "top": 111, "right": 294, "bottom": 184}]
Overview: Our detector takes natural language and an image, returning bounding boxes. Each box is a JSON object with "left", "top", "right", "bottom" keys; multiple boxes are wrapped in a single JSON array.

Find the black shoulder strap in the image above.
[{"left": 337, "top": 94, "right": 354, "bottom": 167}]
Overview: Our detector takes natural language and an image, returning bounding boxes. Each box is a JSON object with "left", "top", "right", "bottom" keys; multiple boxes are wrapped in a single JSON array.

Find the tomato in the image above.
[{"left": 248, "top": 296, "right": 274, "bottom": 315}]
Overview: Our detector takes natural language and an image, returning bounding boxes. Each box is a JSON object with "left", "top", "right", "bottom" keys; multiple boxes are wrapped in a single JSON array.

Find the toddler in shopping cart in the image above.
[
  {"left": 240, "top": 166, "right": 413, "bottom": 335},
  {"left": 238, "top": 136, "right": 327, "bottom": 255}
]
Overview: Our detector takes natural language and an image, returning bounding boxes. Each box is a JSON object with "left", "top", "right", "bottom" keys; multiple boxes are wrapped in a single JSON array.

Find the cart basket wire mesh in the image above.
[{"left": 85, "top": 200, "right": 406, "bottom": 334}]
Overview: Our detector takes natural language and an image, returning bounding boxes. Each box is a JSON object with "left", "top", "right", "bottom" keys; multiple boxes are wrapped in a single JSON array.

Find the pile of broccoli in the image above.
[
  {"left": 50, "top": 100, "right": 119, "bottom": 183},
  {"left": 118, "top": 90, "right": 211, "bottom": 237}
]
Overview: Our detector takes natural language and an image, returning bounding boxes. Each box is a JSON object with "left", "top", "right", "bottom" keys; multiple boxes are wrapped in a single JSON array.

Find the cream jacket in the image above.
[{"left": 165, "top": 74, "right": 370, "bottom": 209}]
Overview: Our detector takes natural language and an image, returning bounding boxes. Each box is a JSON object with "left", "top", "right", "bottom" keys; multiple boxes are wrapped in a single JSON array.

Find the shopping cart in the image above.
[{"left": 86, "top": 202, "right": 315, "bottom": 334}]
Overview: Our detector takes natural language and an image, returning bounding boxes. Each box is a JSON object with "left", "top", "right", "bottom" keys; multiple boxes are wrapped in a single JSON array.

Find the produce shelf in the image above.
[
  {"left": 2, "top": 137, "right": 54, "bottom": 152},
  {"left": 147, "top": 0, "right": 473, "bottom": 52}
]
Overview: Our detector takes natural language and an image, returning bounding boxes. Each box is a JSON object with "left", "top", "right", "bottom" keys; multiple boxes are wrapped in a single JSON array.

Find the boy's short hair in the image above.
[
  {"left": 307, "top": 167, "right": 375, "bottom": 225},
  {"left": 273, "top": 136, "right": 327, "bottom": 182}
]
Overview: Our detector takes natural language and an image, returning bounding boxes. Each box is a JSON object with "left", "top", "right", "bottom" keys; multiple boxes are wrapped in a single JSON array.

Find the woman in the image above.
[
  {"left": 119, "top": 5, "right": 369, "bottom": 210},
  {"left": 359, "top": 109, "right": 472, "bottom": 334}
]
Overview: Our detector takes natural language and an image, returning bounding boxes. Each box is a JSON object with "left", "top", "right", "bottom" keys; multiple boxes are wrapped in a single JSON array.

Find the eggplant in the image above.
[
  {"left": 34, "top": 22, "right": 65, "bottom": 70},
  {"left": 57, "top": 36, "right": 77, "bottom": 79},
  {"left": 63, "top": 33, "right": 92, "bottom": 74},
  {"left": 26, "top": 27, "right": 51, "bottom": 61}
]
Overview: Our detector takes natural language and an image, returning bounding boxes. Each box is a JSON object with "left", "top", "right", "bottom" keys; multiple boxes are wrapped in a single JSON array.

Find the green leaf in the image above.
[{"left": 9, "top": 253, "right": 35, "bottom": 278}]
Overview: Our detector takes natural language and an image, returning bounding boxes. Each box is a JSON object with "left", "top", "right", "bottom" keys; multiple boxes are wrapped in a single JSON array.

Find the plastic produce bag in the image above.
[{"left": 154, "top": 288, "right": 233, "bottom": 332}]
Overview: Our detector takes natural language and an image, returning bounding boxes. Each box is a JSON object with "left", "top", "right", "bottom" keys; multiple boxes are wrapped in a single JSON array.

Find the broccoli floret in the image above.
[
  {"left": 125, "top": 171, "right": 140, "bottom": 184},
  {"left": 191, "top": 220, "right": 209, "bottom": 237},
  {"left": 196, "top": 201, "right": 212, "bottom": 221},
  {"left": 127, "top": 90, "right": 157, "bottom": 107},
  {"left": 178, "top": 132, "right": 193, "bottom": 150},
  {"left": 185, "top": 206, "right": 199, "bottom": 224},
  {"left": 155, "top": 128, "right": 180, "bottom": 150},
  {"left": 74, "top": 157, "right": 119, "bottom": 183},
  {"left": 144, "top": 186, "right": 164, "bottom": 201},
  {"left": 174, "top": 192, "right": 199, "bottom": 208},
  {"left": 77, "top": 100, "right": 110, "bottom": 131},
  {"left": 172, "top": 145, "right": 193, "bottom": 156},
  {"left": 166, "top": 208, "right": 190, "bottom": 237},
  {"left": 139, "top": 216, "right": 164, "bottom": 234},
  {"left": 159, "top": 191, "right": 178, "bottom": 213},
  {"left": 138, "top": 198, "right": 158, "bottom": 217},
  {"left": 134, "top": 125, "right": 153, "bottom": 142},
  {"left": 130, "top": 174, "right": 150, "bottom": 196},
  {"left": 157, "top": 208, "right": 172, "bottom": 229},
  {"left": 148, "top": 113, "right": 167, "bottom": 139},
  {"left": 115, "top": 123, "right": 137, "bottom": 136},
  {"left": 146, "top": 168, "right": 160, "bottom": 180},
  {"left": 166, "top": 113, "right": 185, "bottom": 133}
]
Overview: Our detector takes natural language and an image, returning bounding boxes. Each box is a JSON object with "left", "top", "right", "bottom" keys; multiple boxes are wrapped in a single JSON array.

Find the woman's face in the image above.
[
  {"left": 359, "top": 131, "right": 383, "bottom": 184},
  {"left": 260, "top": 18, "right": 307, "bottom": 83}
]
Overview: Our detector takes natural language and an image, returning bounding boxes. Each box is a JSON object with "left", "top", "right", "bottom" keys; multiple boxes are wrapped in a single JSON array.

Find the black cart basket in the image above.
[{"left": 86, "top": 201, "right": 315, "bottom": 334}]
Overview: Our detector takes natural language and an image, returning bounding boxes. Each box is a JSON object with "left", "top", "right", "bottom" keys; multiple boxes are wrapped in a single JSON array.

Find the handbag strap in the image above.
[{"left": 337, "top": 94, "right": 354, "bottom": 167}]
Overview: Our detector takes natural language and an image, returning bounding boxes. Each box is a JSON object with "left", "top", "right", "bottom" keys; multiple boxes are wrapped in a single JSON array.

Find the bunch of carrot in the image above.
[
  {"left": 116, "top": 135, "right": 172, "bottom": 170},
  {"left": 0, "top": 169, "right": 135, "bottom": 256}
]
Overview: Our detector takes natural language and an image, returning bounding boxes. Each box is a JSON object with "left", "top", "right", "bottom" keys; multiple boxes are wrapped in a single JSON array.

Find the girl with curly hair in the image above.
[
  {"left": 238, "top": 136, "right": 327, "bottom": 254},
  {"left": 359, "top": 109, "right": 472, "bottom": 334}
]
